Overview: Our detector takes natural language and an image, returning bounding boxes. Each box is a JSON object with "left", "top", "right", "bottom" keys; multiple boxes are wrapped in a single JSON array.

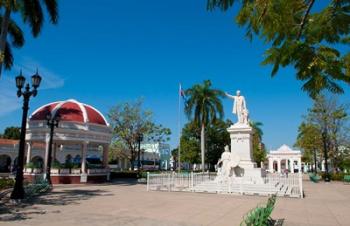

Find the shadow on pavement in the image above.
[{"left": 0, "top": 188, "right": 111, "bottom": 222}]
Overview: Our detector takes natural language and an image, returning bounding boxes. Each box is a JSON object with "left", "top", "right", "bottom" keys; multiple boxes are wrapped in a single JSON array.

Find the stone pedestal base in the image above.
[
  {"left": 227, "top": 124, "right": 256, "bottom": 168},
  {"left": 227, "top": 123, "right": 266, "bottom": 180}
]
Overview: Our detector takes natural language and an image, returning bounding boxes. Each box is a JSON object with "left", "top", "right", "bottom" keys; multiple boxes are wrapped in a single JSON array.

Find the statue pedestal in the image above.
[
  {"left": 227, "top": 123, "right": 266, "bottom": 180},
  {"left": 227, "top": 123, "right": 256, "bottom": 169}
]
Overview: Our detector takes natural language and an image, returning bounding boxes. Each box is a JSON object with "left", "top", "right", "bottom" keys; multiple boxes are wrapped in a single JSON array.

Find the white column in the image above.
[
  {"left": 277, "top": 159, "right": 281, "bottom": 173},
  {"left": 53, "top": 143, "right": 57, "bottom": 162},
  {"left": 102, "top": 144, "right": 109, "bottom": 168},
  {"left": 291, "top": 159, "right": 294, "bottom": 173},
  {"left": 81, "top": 142, "right": 88, "bottom": 173},
  {"left": 321, "top": 160, "right": 325, "bottom": 172},
  {"left": 269, "top": 158, "right": 273, "bottom": 172},
  {"left": 26, "top": 142, "right": 32, "bottom": 164},
  {"left": 43, "top": 134, "right": 50, "bottom": 174},
  {"left": 298, "top": 159, "right": 302, "bottom": 174}
]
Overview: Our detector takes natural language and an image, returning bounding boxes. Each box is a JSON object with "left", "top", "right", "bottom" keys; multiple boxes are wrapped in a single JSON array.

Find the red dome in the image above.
[{"left": 30, "top": 99, "right": 108, "bottom": 126}]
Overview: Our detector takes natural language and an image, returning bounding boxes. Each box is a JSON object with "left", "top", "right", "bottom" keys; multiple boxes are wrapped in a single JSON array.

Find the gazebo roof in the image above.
[
  {"left": 30, "top": 99, "right": 109, "bottom": 126},
  {"left": 269, "top": 144, "right": 301, "bottom": 155}
]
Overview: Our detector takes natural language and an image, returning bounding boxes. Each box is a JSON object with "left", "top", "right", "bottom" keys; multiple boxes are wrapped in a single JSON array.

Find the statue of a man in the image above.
[{"left": 225, "top": 90, "right": 247, "bottom": 124}]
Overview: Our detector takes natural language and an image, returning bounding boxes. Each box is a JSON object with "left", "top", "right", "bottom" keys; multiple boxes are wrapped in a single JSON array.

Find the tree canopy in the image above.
[
  {"left": 296, "top": 95, "right": 350, "bottom": 171},
  {"left": 1, "top": 126, "right": 20, "bottom": 139},
  {"left": 0, "top": 0, "right": 58, "bottom": 78},
  {"left": 179, "top": 119, "right": 232, "bottom": 169},
  {"left": 108, "top": 99, "right": 171, "bottom": 167},
  {"left": 207, "top": 0, "right": 350, "bottom": 98}
]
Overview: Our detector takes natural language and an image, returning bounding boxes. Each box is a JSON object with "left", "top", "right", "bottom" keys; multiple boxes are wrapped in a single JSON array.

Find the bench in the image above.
[
  {"left": 344, "top": 175, "right": 350, "bottom": 184},
  {"left": 240, "top": 194, "right": 277, "bottom": 226},
  {"left": 309, "top": 174, "right": 321, "bottom": 183}
]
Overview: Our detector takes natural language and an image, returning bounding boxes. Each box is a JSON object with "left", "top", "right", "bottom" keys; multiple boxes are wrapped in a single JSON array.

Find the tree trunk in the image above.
[
  {"left": 0, "top": 7, "right": 11, "bottom": 79},
  {"left": 322, "top": 130, "right": 330, "bottom": 182},
  {"left": 201, "top": 123, "right": 205, "bottom": 172}
]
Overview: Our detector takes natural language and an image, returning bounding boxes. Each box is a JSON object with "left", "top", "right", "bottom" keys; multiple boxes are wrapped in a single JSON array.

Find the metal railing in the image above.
[{"left": 147, "top": 172, "right": 303, "bottom": 198}]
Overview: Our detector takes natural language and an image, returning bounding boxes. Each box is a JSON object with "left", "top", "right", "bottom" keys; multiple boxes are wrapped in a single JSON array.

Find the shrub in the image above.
[
  {"left": 52, "top": 161, "right": 62, "bottom": 169},
  {"left": 25, "top": 162, "right": 35, "bottom": 169},
  {"left": 0, "top": 178, "right": 15, "bottom": 190},
  {"left": 110, "top": 171, "right": 139, "bottom": 179},
  {"left": 320, "top": 172, "right": 346, "bottom": 181}
]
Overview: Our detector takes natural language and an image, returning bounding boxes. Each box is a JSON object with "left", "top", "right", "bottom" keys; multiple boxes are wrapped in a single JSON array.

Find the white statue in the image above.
[
  {"left": 216, "top": 145, "right": 240, "bottom": 181},
  {"left": 225, "top": 90, "right": 248, "bottom": 125}
]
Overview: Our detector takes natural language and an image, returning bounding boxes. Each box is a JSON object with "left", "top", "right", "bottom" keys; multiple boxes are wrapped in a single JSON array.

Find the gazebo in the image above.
[
  {"left": 24, "top": 99, "right": 112, "bottom": 184},
  {"left": 267, "top": 145, "right": 302, "bottom": 174}
]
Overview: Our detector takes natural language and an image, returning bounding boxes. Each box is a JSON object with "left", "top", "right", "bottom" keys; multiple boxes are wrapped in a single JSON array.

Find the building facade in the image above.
[
  {"left": 267, "top": 144, "right": 302, "bottom": 173},
  {"left": 141, "top": 142, "right": 171, "bottom": 170}
]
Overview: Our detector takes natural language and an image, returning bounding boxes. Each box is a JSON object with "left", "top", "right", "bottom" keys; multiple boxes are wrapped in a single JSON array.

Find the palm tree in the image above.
[
  {"left": 0, "top": 16, "right": 24, "bottom": 70},
  {"left": 0, "top": 0, "right": 58, "bottom": 78},
  {"left": 250, "top": 121, "right": 263, "bottom": 141},
  {"left": 185, "top": 80, "right": 224, "bottom": 172},
  {"left": 250, "top": 121, "right": 266, "bottom": 166}
]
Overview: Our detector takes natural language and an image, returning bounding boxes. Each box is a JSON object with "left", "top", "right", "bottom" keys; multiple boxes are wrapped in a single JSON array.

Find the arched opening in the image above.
[
  {"left": 31, "top": 156, "right": 44, "bottom": 169},
  {"left": 273, "top": 161, "right": 278, "bottom": 172},
  {"left": 281, "top": 159, "right": 288, "bottom": 172},
  {"left": 73, "top": 155, "right": 81, "bottom": 164},
  {"left": 0, "top": 155, "right": 12, "bottom": 172},
  {"left": 65, "top": 154, "right": 72, "bottom": 164}
]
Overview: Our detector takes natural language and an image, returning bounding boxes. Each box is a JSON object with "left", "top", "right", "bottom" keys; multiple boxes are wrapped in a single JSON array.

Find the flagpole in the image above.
[{"left": 178, "top": 83, "right": 181, "bottom": 173}]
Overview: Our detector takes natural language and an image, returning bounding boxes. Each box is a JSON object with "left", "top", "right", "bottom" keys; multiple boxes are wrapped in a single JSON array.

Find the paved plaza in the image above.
[{"left": 1, "top": 179, "right": 349, "bottom": 226}]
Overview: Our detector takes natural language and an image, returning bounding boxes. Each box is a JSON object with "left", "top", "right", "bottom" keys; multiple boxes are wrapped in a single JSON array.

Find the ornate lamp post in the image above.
[
  {"left": 137, "top": 133, "right": 143, "bottom": 171},
  {"left": 11, "top": 70, "right": 42, "bottom": 200},
  {"left": 45, "top": 113, "right": 60, "bottom": 185}
]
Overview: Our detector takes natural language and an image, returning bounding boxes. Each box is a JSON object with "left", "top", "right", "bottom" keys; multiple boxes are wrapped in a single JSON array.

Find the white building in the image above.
[
  {"left": 267, "top": 144, "right": 302, "bottom": 173},
  {"left": 141, "top": 142, "right": 171, "bottom": 170}
]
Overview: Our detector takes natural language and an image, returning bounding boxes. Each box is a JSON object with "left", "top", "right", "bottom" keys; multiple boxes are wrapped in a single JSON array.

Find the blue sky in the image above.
[{"left": 0, "top": 0, "right": 349, "bottom": 150}]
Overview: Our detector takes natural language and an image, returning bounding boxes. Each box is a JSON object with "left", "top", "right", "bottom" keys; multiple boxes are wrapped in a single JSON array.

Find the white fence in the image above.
[{"left": 147, "top": 172, "right": 303, "bottom": 198}]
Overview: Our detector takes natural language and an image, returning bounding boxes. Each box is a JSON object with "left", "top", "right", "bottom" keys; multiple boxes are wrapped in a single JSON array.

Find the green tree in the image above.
[
  {"left": 250, "top": 121, "right": 266, "bottom": 167},
  {"left": 108, "top": 140, "right": 128, "bottom": 164},
  {"left": 207, "top": 0, "right": 350, "bottom": 97},
  {"left": 185, "top": 80, "right": 224, "bottom": 171},
  {"left": 180, "top": 121, "right": 201, "bottom": 164},
  {"left": 206, "top": 119, "right": 232, "bottom": 169},
  {"left": 0, "top": 0, "right": 58, "bottom": 78},
  {"left": 295, "top": 122, "right": 323, "bottom": 172},
  {"left": 179, "top": 119, "right": 231, "bottom": 170},
  {"left": 108, "top": 99, "right": 171, "bottom": 170},
  {"left": 1, "top": 126, "right": 20, "bottom": 139},
  {"left": 306, "top": 95, "right": 348, "bottom": 179},
  {"left": 0, "top": 15, "right": 24, "bottom": 70}
]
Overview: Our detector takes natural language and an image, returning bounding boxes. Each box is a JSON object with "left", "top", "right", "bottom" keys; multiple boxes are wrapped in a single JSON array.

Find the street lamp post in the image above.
[
  {"left": 137, "top": 133, "right": 143, "bottom": 172},
  {"left": 11, "top": 70, "right": 42, "bottom": 200},
  {"left": 45, "top": 113, "right": 60, "bottom": 185}
]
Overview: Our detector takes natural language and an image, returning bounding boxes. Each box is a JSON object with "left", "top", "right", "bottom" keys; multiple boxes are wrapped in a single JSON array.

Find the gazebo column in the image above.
[
  {"left": 43, "top": 134, "right": 50, "bottom": 175},
  {"left": 268, "top": 158, "right": 273, "bottom": 172},
  {"left": 277, "top": 159, "right": 281, "bottom": 173},
  {"left": 26, "top": 142, "right": 32, "bottom": 164},
  {"left": 298, "top": 159, "right": 302, "bottom": 174},
  {"left": 290, "top": 159, "right": 294, "bottom": 173},
  {"left": 81, "top": 142, "right": 88, "bottom": 174},
  {"left": 102, "top": 144, "right": 109, "bottom": 168},
  {"left": 53, "top": 143, "right": 57, "bottom": 162}
]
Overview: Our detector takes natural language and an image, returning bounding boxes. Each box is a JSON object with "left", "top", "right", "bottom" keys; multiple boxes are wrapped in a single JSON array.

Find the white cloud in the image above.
[
  {"left": 0, "top": 77, "right": 21, "bottom": 116},
  {"left": 0, "top": 57, "right": 65, "bottom": 116},
  {"left": 12, "top": 57, "right": 65, "bottom": 90}
]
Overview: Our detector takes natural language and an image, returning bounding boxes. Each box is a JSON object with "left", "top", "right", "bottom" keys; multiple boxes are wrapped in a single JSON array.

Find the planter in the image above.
[
  {"left": 50, "top": 168, "right": 60, "bottom": 174},
  {"left": 33, "top": 168, "right": 42, "bottom": 174},
  {"left": 25, "top": 168, "right": 33, "bottom": 173},
  {"left": 71, "top": 169, "right": 81, "bottom": 174},
  {"left": 60, "top": 169, "right": 70, "bottom": 174}
]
